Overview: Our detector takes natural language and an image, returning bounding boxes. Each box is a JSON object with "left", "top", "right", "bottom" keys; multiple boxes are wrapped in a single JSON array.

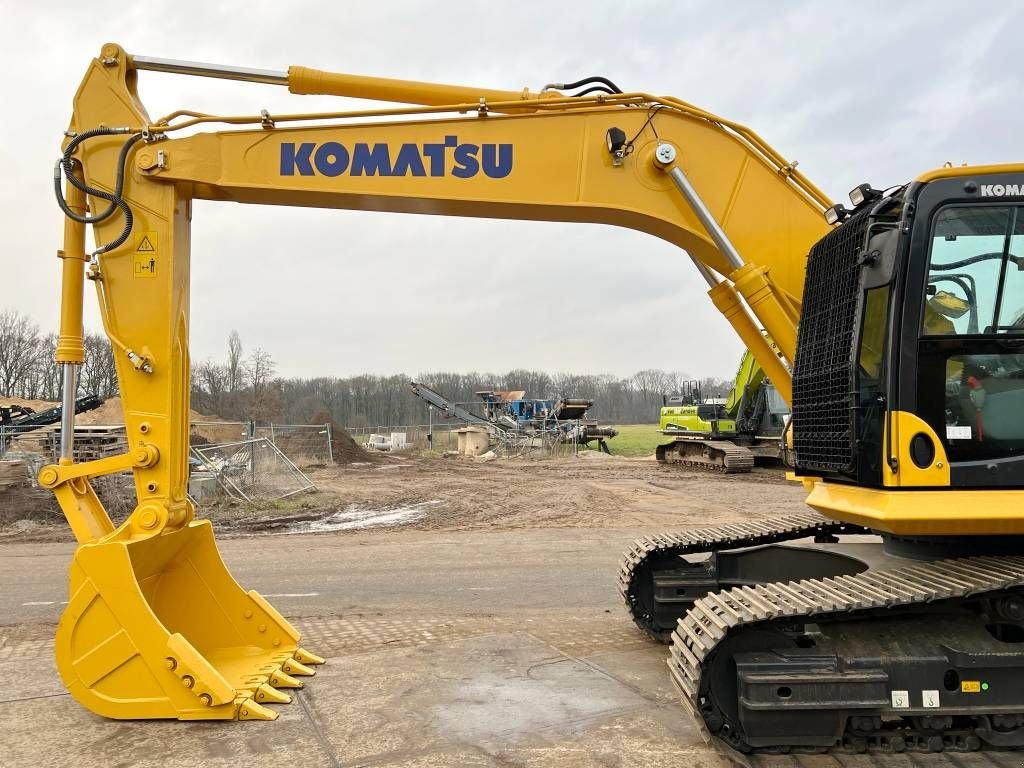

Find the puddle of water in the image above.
[{"left": 277, "top": 500, "right": 441, "bottom": 534}]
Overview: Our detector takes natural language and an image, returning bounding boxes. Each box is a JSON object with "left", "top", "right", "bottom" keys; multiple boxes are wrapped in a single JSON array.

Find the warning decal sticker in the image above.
[{"left": 133, "top": 231, "right": 158, "bottom": 278}]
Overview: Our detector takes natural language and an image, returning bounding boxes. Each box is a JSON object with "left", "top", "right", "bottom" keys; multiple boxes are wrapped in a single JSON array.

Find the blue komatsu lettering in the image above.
[
  {"left": 452, "top": 144, "right": 479, "bottom": 179},
  {"left": 281, "top": 143, "right": 315, "bottom": 176},
  {"left": 392, "top": 143, "right": 426, "bottom": 177},
  {"left": 279, "top": 138, "right": 513, "bottom": 178},
  {"left": 351, "top": 143, "right": 393, "bottom": 176},
  {"left": 314, "top": 142, "right": 349, "bottom": 177},
  {"left": 481, "top": 144, "right": 513, "bottom": 179},
  {"left": 421, "top": 144, "right": 445, "bottom": 176}
]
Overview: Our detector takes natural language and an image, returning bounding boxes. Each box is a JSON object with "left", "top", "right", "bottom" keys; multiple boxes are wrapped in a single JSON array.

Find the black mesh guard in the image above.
[{"left": 792, "top": 207, "right": 873, "bottom": 475}]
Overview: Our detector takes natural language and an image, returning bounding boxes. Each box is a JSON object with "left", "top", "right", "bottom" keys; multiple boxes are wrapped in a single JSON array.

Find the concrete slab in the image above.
[{"left": 0, "top": 622, "right": 715, "bottom": 768}]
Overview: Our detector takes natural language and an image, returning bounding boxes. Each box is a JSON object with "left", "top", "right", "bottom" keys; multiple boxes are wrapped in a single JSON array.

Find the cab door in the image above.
[{"left": 906, "top": 181, "right": 1024, "bottom": 488}]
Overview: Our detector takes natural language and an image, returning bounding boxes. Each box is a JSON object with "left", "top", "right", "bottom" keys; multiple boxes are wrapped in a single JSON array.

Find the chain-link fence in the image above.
[
  {"left": 0, "top": 420, "right": 330, "bottom": 522},
  {"left": 191, "top": 437, "right": 315, "bottom": 502},
  {"left": 347, "top": 423, "right": 464, "bottom": 452},
  {"left": 253, "top": 424, "right": 333, "bottom": 467}
]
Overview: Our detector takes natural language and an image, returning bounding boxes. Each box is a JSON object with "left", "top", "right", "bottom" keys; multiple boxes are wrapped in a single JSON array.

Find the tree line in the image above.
[
  {"left": 1, "top": 311, "right": 733, "bottom": 426},
  {"left": 191, "top": 333, "right": 733, "bottom": 427},
  {"left": 0, "top": 311, "right": 117, "bottom": 400}
]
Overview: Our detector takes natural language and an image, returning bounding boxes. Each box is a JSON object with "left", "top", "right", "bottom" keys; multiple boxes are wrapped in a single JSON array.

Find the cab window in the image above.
[{"left": 923, "top": 206, "right": 1024, "bottom": 336}]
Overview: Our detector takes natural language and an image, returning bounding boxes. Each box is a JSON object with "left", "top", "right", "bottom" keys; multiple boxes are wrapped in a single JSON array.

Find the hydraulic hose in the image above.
[
  {"left": 559, "top": 76, "right": 623, "bottom": 94},
  {"left": 570, "top": 85, "right": 618, "bottom": 97},
  {"left": 543, "top": 75, "right": 624, "bottom": 95},
  {"left": 53, "top": 128, "right": 143, "bottom": 256}
]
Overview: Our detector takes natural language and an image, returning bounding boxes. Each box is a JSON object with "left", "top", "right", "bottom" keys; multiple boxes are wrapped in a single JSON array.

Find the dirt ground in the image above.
[
  {"left": 302, "top": 454, "right": 802, "bottom": 531},
  {"left": 0, "top": 453, "right": 805, "bottom": 540}
]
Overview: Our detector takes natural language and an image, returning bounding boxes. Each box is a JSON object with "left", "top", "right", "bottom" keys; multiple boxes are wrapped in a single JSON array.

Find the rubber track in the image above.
[
  {"left": 619, "top": 512, "right": 863, "bottom": 641},
  {"left": 668, "top": 548, "right": 1024, "bottom": 758}
]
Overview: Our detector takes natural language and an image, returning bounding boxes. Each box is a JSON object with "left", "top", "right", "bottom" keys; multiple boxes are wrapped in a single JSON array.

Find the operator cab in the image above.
[{"left": 792, "top": 171, "right": 1024, "bottom": 489}]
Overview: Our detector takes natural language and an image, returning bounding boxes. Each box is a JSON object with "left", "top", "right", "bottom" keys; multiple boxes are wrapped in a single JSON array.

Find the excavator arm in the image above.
[
  {"left": 43, "top": 43, "right": 830, "bottom": 723},
  {"left": 724, "top": 347, "right": 768, "bottom": 418}
]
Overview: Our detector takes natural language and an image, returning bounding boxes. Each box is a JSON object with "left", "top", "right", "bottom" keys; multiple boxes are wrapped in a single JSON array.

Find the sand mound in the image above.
[
  {"left": 74, "top": 396, "right": 222, "bottom": 426},
  {"left": 0, "top": 397, "right": 59, "bottom": 414}
]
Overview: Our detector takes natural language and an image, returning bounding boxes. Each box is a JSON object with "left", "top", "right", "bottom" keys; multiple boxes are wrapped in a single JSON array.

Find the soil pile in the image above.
[
  {"left": 75, "top": 397, "right": 125, "bottom": 425},
  {"left": 1, "top": 395, "right": 224, "bottom": 427},
  {"left": 76, "top": 396, "right": 220, "bottom": 426},
  {"left": 310, "top": 410, "right": 371, "bottom": 464}
]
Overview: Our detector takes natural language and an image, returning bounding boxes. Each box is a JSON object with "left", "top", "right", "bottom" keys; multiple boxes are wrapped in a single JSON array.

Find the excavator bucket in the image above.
[{"left": 55, "top": 519, "right": 324, "bottom": 720}]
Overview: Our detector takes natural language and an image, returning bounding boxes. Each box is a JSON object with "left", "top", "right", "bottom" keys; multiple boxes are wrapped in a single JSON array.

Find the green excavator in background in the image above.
[{"left": 657, "top": 343, "right": 790, "bottom": 472}]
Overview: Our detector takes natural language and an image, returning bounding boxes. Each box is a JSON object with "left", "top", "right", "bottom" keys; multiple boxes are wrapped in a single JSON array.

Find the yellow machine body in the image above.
[{"left": 44, "top": 43, "right": 1024, "bottom": 721}]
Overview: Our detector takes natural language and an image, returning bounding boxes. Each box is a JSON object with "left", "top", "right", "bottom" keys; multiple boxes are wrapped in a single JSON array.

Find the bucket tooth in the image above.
[
  {"left": 238, "top": 698, "right": 278, "bottom": 721},
  {"left": 255, "top": 682, "right": 292, "bottom": 705},
  {"left": 294, "top": 647, "right": 326, "bottom": 666},
  {"left": 269, "top": 669, "right": 304, "bottom": 689},
  {"left": 282, "top": 658, "right": 316, "bottom": 677}
]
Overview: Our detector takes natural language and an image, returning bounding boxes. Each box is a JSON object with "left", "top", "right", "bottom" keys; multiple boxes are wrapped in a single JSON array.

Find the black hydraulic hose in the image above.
[
  {"left": 559, "top": 76, "right": 623, "bottom": 94},
  {"left": 570, "top": 85, "right": 618, "bottom": 97},
  {"left": 53, "top": 128, "right": 143, "bottom": 256},
  {"left": 55, "top": 128, "right": 137, "bottom": 223}
]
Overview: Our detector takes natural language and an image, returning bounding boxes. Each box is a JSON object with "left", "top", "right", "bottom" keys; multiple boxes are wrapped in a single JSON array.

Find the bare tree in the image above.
[
  {"left": 248, "top": 347, "right": 275, "bottom": 393},
  {"left": 0, "top": 310, "right": 40, "bottom": 397},
  {"left": 36, "top": 334, "right": 62, "bottom": 401},
  {"left": 192, "top": 360, "right": 229, "bottom": 415},
  {"left": 227, "top": 330, "right": 244, "bottom": 392},
  {"left": 80, "top": 332, "right": 118, "bottom": 398}
]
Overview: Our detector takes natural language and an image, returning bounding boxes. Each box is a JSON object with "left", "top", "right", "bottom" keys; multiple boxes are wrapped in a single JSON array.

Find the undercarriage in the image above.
[
  {"left": 619, "top": 516, "right": 1024, "bottom": 759},
  {"left": 655, "top": 438, "right": 757, "bottom": 473}
]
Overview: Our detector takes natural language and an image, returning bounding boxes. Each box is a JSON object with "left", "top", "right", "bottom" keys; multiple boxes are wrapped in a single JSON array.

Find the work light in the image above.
[
  {"left": 824, "top": 203, "right": 849, "bottom": 225},
  {"left": 849, "top": 183, "right": 882, "bottom": 208}
]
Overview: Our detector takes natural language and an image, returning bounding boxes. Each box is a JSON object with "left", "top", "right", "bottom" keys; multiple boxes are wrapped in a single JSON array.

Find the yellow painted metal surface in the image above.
[
  {"left": 42, "top": 44, "right": 327, "bottom": 722},
  {"left": 149, "top": 110, "right": 826, "bottom": 305},
  {"left": 55, "top": 173, "right": 87, "bottom": 365},
  {"left": 708, "top": 282, "right": 793, "bottom": 405},
  {"left": 287, "top": 65, "right": 556, "bottom": 112},
  {"left": 915, "top": 163, "right": 1024, "bottom": 183},
  {"left": 56, "top": 521, "right": 320, "bottom": 720},
  {"left": 882, "top": 410, "right": 951, "bottom": 488},
  {"left": 805, "top": 481, "right": 1024, "bottom": 536}
]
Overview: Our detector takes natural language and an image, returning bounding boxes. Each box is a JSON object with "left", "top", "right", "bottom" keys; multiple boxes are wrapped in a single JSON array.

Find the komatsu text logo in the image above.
[
  {"left": 981, "top": 184, "right": 1024, "bottom": 197},
  {"left": 280, "top": 136, "right": 513, "bottom": 179}
]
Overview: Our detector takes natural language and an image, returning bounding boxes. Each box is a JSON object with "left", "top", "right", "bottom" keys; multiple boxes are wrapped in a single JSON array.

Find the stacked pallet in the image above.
[{"left": 48, "top": 426, "right": 128, "bottom": 462}]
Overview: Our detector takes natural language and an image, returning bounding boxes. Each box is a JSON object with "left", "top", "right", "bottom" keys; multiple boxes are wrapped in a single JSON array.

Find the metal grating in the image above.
[{"left": 792, "top": 207, "right": 872, "bottom": 474}]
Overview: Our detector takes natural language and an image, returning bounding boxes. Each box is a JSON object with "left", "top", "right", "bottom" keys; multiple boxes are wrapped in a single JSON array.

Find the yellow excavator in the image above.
[{"left": 47, "top": 44, "right": 1024, "bottom": 759}]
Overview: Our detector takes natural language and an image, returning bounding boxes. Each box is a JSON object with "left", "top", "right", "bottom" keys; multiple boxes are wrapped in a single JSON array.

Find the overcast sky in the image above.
[{"left": 2, "top": 1, "right": 1021, "bottom": 380}]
